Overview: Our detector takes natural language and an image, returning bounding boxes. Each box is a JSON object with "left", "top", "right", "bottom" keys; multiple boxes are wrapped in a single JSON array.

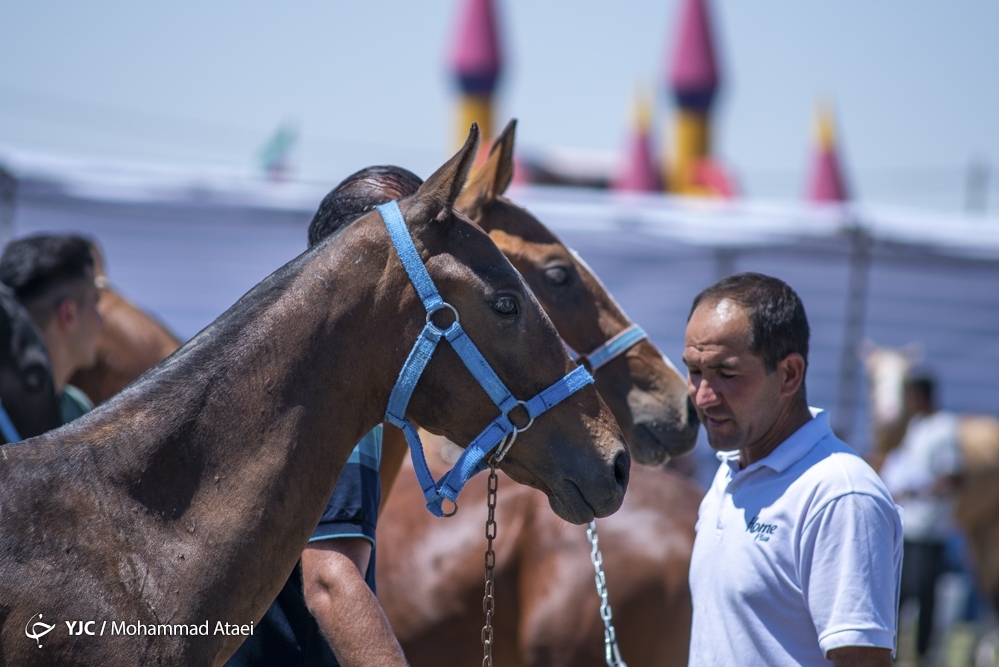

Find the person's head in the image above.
[
  {"left": 0, "top": 234, "right": 104, "bottom": 390},
  {"left": 307, "top": 165, "right": 424, "bottom": 248},
  {"left": 904, "top": 373, "right": 935, "bottom": 415},
  {"left": 683, "top": 272, "right": 810, "bottom": 456}
]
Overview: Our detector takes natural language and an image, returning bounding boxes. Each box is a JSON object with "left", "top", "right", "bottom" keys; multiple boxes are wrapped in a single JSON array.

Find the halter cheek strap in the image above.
[
  {"left": 378, "top": 201, "right": 594, "bottom": 517},
  {"left": 564, "top": 323, "right": 648, "bottom": 373}
]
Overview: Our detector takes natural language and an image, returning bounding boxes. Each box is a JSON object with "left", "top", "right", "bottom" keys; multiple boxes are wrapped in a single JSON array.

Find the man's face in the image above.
[
  {"left": 683, "top": 299, "right": 784, "bottom": 453},
  {"left": 903, "top": 385, "right": 931, "bottom": 416},
  {"left": 70, "top": 267, "right": 104, "bottom": 369}
]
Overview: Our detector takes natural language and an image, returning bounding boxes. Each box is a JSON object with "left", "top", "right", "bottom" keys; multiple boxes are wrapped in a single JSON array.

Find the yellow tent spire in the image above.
[
  {"left": 816, "top": 102, "right": 836, "bottom": 153},
  {"left": 633, "top": 86, "right": 654, "bottom": 134}
]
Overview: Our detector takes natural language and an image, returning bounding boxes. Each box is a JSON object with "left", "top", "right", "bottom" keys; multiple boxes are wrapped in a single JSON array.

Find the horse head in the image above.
[
  {"left": 455, "top": 119, "right": 699, "bottom": 465},
  {"left": 353, "top": 125, "right": 629, "bottom": 523},
  {"left": 0, "top": 284, "right": 61, "bottom": 443},
  {"left": 861, "top": 340, "right": 923, "bottom": 458}
]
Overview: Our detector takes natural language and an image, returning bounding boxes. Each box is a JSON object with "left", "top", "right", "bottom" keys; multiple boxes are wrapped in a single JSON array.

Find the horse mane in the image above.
[
  {"left": 10, "top": 241, "right": 318, "bottom": 455},
  {"left": 307, "top": 165, "right": 423, "bottom": 248},
  {"left": 32, "top": 165, "right": 426, "bottom": 445},
  {"left": 114, "top": 253, "right": 307, "bottom": 399},
  {"left": 477, "top": 197, "right": 563, "bottom": 245}
]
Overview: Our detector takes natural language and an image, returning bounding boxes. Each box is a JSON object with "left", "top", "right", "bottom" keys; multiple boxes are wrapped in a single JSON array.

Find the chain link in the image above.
[
  {"left": 587, "top": 520, "right": 627, "bottom": 667},
  {"left": 481, "top": 463, "right": 499, "bottom": 667}
]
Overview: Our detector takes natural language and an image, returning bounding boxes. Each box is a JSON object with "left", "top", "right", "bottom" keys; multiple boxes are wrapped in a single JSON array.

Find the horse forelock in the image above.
[{"left": 482, "top": 197, "right": 560, "bottom": 245}]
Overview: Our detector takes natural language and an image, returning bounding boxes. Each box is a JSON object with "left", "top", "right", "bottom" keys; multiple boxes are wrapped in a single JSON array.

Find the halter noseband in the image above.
[
  {"left": 378, "top": 201, "right": 594, "bottom": 518},
  {"left": 564, "top": 323, "right": 648, "bottom": 373}
]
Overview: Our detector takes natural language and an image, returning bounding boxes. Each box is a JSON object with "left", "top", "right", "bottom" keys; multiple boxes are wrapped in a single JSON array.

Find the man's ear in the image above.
[
  {"left": 55, "top": 298, "right": 78, "bottom": 332},
  {"left": 779, "top": 353, "right": 806, "bottom": 398}
]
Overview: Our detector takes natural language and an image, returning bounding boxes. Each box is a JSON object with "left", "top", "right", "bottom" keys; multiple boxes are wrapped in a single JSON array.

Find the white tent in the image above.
[{"left": 4, "top": 150, "right": 998, "bottom": 453}]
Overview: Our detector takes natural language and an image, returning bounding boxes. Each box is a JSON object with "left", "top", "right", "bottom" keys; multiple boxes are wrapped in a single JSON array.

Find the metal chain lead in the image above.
[
  {"left": 587, "top": 520, "right": 627, "bottom": 667},
  {"left": 482, "top": 463, "right": 499, "bottom": 667}
]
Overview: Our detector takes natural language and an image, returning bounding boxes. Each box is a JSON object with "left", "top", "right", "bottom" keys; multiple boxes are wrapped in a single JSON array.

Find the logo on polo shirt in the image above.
[{"left": 746, "top": 515, "right": 778, "bottom": 542}]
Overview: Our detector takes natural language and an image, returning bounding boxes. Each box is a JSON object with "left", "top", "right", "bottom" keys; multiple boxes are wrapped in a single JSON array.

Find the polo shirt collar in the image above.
[{"left": 717, "top": 408, "right": 831, "bottom": 476}]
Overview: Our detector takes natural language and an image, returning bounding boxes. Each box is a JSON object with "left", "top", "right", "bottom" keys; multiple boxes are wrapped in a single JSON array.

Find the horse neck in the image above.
[{"left": 66, "top": 227, "right": 409, "bottom": 624}]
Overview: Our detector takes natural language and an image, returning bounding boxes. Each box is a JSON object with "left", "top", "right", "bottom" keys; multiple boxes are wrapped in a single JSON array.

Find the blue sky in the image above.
[{"left": 1, "top": 1, "right": 997, "bottom": 212}]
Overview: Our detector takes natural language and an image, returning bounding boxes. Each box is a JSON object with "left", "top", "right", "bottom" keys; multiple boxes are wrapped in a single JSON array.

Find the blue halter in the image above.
[
  {"left": 378, "top": 201, "right": 594, "bottom": 517},
  {"left": 0, "top": 399, "right": 21, "bottom": 444},
  {"left": 564, "top": 323, "right": 648, "bottom": 373}
]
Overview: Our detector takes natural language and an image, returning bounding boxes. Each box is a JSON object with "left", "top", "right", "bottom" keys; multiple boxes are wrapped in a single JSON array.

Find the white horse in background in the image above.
[{"left": 863, "top": 343, "right": 999, "bottom": 604}]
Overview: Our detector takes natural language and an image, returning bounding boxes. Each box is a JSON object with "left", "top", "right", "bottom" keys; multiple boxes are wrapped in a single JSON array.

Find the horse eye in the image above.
[
  {"left": 544, "top": 267, "right": 569, "bottom": 286},
  {"left": 23, "top": 368, "right": 46, "bottom": 393},
  {"left": 492, "top": 296, "right": 518, "bottom": 316}
]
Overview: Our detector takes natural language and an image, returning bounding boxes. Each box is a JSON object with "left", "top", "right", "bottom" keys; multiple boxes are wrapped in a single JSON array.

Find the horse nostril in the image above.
[{"left": 613, "top": 449, "right": 630, "bottom": 493}]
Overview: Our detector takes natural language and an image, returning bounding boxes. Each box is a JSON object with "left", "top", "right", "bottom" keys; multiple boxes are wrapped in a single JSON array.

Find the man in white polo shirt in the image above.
[{"left": 682, "top": 272, "right": 902, "bottom": 667}]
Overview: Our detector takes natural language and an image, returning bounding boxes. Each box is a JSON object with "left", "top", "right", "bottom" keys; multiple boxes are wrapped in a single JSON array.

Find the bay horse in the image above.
[
  {"left": 456, "top": 121, "right": 698, "bottom": 467},
  {"left": 376, "top": 120, "right": 701, "bottom": 667},
  {"left": 69, "top": 242, "right": 182, "bottom": 405},
  {"left": 0, "top": 126, "right": 630, "bottom": 667},
  {"left": 379, "top": 439, "right": 700, "bottom": 667},
  {"left": 863, "top": 344, "right": 999, "bottom": 602},
  {"left": 0, "top": 282, "right": 62, "bottom": 442}
]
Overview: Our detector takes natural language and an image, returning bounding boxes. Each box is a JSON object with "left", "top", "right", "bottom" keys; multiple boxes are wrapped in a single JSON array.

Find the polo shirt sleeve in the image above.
[
  {"left": 798, "top": 492, "right": 902, "bottom": 657},
  {"left": 309, "top": 425, "right": 382, "bottom": 547}
]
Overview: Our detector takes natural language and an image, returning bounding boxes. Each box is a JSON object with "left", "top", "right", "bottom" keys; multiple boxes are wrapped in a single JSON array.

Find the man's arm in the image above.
[
  {"left": 828, "top": 646, "right": 892, "bottom": 667},
  {"left": 302, "top": 538, "right": 409, "bottom": 667}
]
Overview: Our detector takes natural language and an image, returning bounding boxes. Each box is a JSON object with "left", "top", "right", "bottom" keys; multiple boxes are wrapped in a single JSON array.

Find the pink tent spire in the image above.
[
  {"left": 807, "top": 106, "right": 850, "bottom": 202},
  {"left": 666, "top": 0, "right": 720, "bottom": 110},
  {"left": 449, "top": 0, "right": 503, "bottom": 94}
]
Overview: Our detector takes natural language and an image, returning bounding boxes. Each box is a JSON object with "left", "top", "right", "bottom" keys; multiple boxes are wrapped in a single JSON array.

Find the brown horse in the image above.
[
  {"left": 69, "top": 242, "right": 182, "bottom": 405},
  {"left": 0, "top": 127, "right": 629, "bottom": 667},
  {"left": 0, "top": 283, "right": 62, "bottom": 442},
  {"left": 863, "top": 343, "right": 999, "bottom": 604},
  {"left": 379, "top": 440, "right": 700, "bottom": 667},
  {"left": 376, "top": 121, "right": 701, "bottom": 667},
  {"left": 457, "top": 121, "right": 698, "bottom": 467}
]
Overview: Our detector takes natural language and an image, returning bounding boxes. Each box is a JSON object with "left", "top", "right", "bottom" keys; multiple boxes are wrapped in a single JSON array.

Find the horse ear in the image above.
[
  {"left": 410, "top": 124, "right": 481, "bottom": 223},
  {"left": 456, "top": 119, "right": 517, "bottom": 220}
]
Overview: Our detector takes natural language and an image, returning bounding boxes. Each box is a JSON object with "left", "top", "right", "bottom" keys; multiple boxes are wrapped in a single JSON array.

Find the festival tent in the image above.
[{"left": 3, "top": 149, "right": 998, "bottom": 454}]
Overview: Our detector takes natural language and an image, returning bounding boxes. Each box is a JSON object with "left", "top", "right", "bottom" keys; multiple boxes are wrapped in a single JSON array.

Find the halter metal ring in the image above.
[
  {"left": 510, "top": 400, "right": 534, "bottom": 434},
  {"left": 439, "top": 498, "right": 458, "bottom": 517},
  {"left": 425, "top": 302, "right": 460, "bottom": 333}
]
